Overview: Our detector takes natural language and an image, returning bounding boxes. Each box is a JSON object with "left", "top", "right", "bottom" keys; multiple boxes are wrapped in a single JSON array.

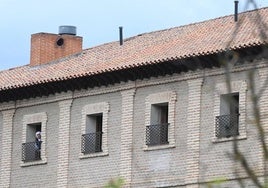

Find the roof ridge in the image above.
[
  {"left": 81, "top": 7, "right": 268, "bottom": 52},
  {"left": 137, "top": 6, "right": 268, "bottom": 37}
]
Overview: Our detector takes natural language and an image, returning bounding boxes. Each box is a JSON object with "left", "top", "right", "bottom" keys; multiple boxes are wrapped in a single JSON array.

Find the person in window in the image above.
[{"left": 35, "top": 131, "right": 42, "bottom": 159}]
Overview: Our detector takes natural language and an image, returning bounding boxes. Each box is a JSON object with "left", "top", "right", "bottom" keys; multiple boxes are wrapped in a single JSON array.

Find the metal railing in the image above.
[
  {"left": 22, "top": 141, "right": 42, "bottom": 162},
  {"left": 81, "top": 132, "right": 103, "bottom": 154},
  {"left": 146, "top": 123, "right": 169, "bottom": 146},
  {"left": 215, "top": 114, "right": 239, "bottom": 138}
]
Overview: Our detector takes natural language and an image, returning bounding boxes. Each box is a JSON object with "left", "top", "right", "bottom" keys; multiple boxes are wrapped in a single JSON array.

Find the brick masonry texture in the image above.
[
  {"left": 0, "top": 113, "right": 2, "bottom": 183},
  {"left": 57, "top": 100, "right": 73, "bottom": 187},
  {"left": 0, "top": 60, "right": 268, "bottom": 187},
  {"left": 68, "top": 92, "right": 122, "bottom": 187},
  {"left": 258, "top": 67, "right": 268, "bottom": 173},
  {"left": 30, "top": 33, "right": 82, "bottom": 66},
  {"left": 0, "top": 109, "right": 15, "bottom": 188},
  {"left": 10, "top": 103, "right": 59, "bottom": 188},
  {"left": 199, "top": 69, "right": 264, "bottom": 182},
  {"left": 186, "top": 79, "right": 203, "bottom": 185},
  {"left": 120, "top": 89, "right": 136, "bottom": 187},
  {"left": 132, "top": 82, "right": 188, "bottom": 187}
]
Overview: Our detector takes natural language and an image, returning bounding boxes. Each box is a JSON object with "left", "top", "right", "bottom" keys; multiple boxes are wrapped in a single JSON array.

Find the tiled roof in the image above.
[{"left": 0, "top": 7, "right": 267, "bottom": 91}]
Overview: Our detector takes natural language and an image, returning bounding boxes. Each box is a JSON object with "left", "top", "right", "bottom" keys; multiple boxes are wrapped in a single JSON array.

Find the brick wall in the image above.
[
  {"left": 0, "top": 60, "right": 267, "bottom": 187},
  {"left": 68, "top": 92, "right": 122, "bottom": 187},
  {"left": 186, "top": 79, "right": 203, "bottom": 187},
  {"left": 30, "top": 33, "right": 82, "bottom": 66},
  {"left": 0, "top": 109, "right": 15, "bottom": 188},
  {"left": 120, "top": 89, "right": 136, "bottom": 186},
  {"left": 199, "top": 70, "right": 264, "bottom": 183},
  {"left": 132, "top": 82, "right": 188, "bottom": 187},
  {"left": 57, "top": 99, "right": 73, "bottom": 187},
  {"left": 10, "top": 103, "right": 59, "bottom": 188},
  {"left": 0, "top": 112, "right": 2, "bottom": 182}
]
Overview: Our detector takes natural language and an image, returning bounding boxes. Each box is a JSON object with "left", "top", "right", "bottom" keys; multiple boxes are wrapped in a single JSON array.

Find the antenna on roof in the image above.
[
  {"left": 234, "top": 1, "right": 239, "bottom": 22},
  {"left": 119, "top": 26, "right": 123, "bottom": 45}
]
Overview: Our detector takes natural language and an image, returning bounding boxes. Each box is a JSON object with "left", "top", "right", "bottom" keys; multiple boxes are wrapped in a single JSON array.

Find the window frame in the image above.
[
  {"left": 146, "top": 102, "right": 169, "bottom": 146},
  {"left": 81, "top": 113, "right": 103, "bottom": 154},
  {"left": 213, "top": 80, "right": 247, "bottom": 142},
  {"left": 21, "top": 112, "right": 47, "bottom": 167},
  {"left": 143, "top": 91, "right": 176, "bottom": 151},
  {"left": 216, "top": 93, "right": 240, "bottom": 138},
  {"left": 80, "top": 102, "right": 109, "bottom": 159}
]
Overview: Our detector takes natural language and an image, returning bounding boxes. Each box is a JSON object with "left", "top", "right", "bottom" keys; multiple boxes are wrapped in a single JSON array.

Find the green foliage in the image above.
[
  {"left": 104, "top": 178, "right": 124, "bottom": 188},
  {"left": 207, "top": 177, "right": 227, "bottom": 188}
]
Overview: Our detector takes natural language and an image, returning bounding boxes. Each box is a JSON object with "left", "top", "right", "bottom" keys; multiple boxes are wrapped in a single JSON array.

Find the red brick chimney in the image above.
[{"left": 30, "top": 26, "right": 82, "bottom": 66}]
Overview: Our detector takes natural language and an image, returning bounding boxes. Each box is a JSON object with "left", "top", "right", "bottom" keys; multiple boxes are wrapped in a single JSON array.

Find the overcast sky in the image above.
[{"left": 0, "top": 0, "right": 268, "bottom": 71}]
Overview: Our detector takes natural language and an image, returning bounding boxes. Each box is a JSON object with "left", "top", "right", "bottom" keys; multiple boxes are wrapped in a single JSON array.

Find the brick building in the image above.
[{"left": 0, "top": 8, "right": 268, "bottom": 188}]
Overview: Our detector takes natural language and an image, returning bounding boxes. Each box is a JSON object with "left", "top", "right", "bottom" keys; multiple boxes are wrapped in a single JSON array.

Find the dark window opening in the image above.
[
  {"left": 216, "top": 93, "right": 239, "bottom": 138},
  {"left": 22, "top": 123, "right": 42, "bottom": 162},
  {"left": 146, "top": 103, "right": 169, "bottom": 146},
  {"left": 81, "top": 113, "right": 103, "bottom": 154}
]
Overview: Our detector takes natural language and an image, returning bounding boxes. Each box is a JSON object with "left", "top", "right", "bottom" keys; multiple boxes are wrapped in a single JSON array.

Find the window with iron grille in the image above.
[
  {"left": 216, "top": 93, "right": 239, "bottom": 138},
  {"left": 81, "top": 114, "right": 103, "bottom": 154},
  {"left": 146, "top": 103, "right": 169, "bottom": 146},
  {"left": 21, "top": 112, "right": 47, "bottom": 166},
  {"left": 22, "top": 141, "right": 42, "bottom": 162},
  {"left": 146, "top": 123, "right": 169, "bottom": 146},
  {"left": 22, "top": 123, "right": 42, "bottom": 162}
]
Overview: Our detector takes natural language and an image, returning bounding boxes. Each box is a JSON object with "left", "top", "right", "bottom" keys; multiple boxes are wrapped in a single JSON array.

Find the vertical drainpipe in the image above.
[
  {"left": 119, "top": 26, "right": 123, "bottom": 45},
  {"left": 234, "top": 1, "right": 239, "bottom": 22}
]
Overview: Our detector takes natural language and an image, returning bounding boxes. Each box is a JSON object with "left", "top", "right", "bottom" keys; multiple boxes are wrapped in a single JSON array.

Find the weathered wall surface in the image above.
[
  {"left": 0, "top": 60, "right": 267, "bottom": 187},
  {"left": 68, "top": 91, "right": 122, "bottom": 187},
  {"left": 10, "top": 102, "right": 59, "bottom": 188}
]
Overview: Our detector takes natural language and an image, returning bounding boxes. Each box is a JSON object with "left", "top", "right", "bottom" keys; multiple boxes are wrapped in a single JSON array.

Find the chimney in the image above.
[
  {"left": 30, "top": 26, "right": 82, "bottom": 66},
  {"left": 234, "top": 1, "right": 239, "bottom": 22},
  {"left": 119, "top": 26, "right": 123, "bottom": 45}
]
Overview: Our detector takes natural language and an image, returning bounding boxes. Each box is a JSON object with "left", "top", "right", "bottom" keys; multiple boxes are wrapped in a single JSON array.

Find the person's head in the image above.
[{"left": 36, "top": 131, "right": 41, "bottom": 139}]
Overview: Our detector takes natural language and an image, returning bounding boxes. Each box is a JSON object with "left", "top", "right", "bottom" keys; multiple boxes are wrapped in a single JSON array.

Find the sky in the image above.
[{"left": 0, "top": 0, "right": 268, "bottom": 71}]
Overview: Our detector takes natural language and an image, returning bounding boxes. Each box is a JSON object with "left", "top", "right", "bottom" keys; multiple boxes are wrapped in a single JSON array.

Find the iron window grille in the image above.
[
  {"left": 215, "top": 114, "right": 239, "bottom": 138},
  {"left": 146, "top": 123, "right": 169, "bottom": 146},
  {"left": 81, "top": 132, "right": 103, "bottom": 154},
  {"left": 22, "top": 141, "right": 42, "bottom": 162}
]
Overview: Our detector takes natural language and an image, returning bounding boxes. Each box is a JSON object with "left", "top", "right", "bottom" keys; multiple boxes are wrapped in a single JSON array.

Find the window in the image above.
[
  {"left": 80, "top": 102, "right": 109, "bottom": 158},
  {"left": 22, "top": 123, "right": 42, "bottom": 162},
  {"left": 146, "top": 103, "right": 169, "bottom": 146},
  {"left": 144, "top": 91, "right": 176, "bottom": 150},
  {"left": 81, "top": 113, "right": 103, "bottom": 154},
  {"left": 213, "top": 80, "right": 247, "bottom": 142},
  {"left": 215, "top": 93, "right": 239, "bottom": 138},
  {"left": 21, "top": 112, "right": 47, "bottom": 166}
]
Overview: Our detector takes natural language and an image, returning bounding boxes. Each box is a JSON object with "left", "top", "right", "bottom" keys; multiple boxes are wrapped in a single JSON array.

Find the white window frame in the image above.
[
  {"left": 21, "top": 112, "right": 47, "bottom": 167},
  {"left": 213, "top": 80, "right": 247, "bottom": 142},
  {"left": 144, "top": 91, "right": 177, "bottom": 151},
  {"left": 80, "top": 102, "right": 109, "bottom": 159}
]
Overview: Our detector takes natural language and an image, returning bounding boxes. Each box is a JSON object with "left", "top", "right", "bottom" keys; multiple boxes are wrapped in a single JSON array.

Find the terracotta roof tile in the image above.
[{"left": 0, "top": 7, "right": 267, "bottom": 91}]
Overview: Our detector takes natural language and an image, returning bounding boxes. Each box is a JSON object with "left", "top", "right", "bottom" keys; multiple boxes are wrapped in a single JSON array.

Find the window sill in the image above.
[
  {"left": 79, "top": 151, "right": 108, "bottom": 159},
  {"left": 212, "top": 135, "right": 247, "bottom": 143},
  {"left": 20, "top": 158, "right": 47, "bottom": 167},
  {"left": 143, "top": 143, "right": 175, "bottom": 151}
]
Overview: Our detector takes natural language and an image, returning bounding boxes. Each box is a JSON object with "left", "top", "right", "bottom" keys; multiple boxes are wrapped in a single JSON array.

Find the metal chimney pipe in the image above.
[
  {"left": 119, "top": 26, "right": 123, "bottom": 45},
  {"left": 234, "top": 1, "right": 239, "bottom": 22}
]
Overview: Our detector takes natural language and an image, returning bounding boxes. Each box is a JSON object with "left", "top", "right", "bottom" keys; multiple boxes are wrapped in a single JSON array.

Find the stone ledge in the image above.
[
  {"left": 20, "top": 159, "right": 47, "bottom": 167},
  {"left": 79, "top": 152, "right": 109, "bottom": 159},
  {"left": 143, "top": 144, "right": 175, "bottom": 151}
]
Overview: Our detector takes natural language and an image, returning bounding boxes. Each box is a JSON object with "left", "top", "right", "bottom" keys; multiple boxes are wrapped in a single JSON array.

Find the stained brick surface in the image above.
[{"left": 10, "top": 103, "right": 59, "bottom": 188}]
